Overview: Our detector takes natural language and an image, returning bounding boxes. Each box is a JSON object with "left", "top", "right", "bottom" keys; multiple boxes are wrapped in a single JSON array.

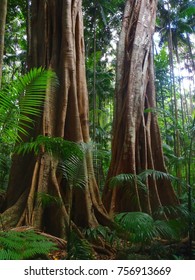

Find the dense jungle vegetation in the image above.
[{"left": 0, "top": 0, "right": 194, "bottom": 260}]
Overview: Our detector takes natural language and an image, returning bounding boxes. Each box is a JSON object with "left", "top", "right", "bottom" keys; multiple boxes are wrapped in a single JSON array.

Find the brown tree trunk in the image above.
[
  {"left": 0, "top": 0, "right": 7, "bottom": 87},
  {"left": 1, "top": 0, "right": 112, "bottom": 237},
  {"left": 102, "top": 0, "right": 179, "bottom": 217}
]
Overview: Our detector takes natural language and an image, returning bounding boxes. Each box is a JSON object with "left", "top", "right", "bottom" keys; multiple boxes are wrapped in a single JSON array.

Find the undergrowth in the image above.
[{"left": 0, "top": 230, "right": 57, "bottom": 260}]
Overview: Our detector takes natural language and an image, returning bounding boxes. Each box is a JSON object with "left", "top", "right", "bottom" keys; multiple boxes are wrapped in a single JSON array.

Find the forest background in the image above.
[{"left": 0, "top": 0, "right": 194, "bottom": 260}]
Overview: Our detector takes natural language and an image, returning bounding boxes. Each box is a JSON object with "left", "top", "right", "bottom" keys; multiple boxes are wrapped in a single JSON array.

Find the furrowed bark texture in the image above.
[
  {"left": 0, "top": 0, "right": 7, "bottom": 87},
  {"left": 1, "top": 0, "right": 111, "bottom": 236},
  {"left": 102, "top": 0, "right": 179, "bottom": 216}
]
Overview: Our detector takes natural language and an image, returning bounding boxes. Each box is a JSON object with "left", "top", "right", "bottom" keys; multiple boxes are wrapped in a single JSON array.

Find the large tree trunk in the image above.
[
  {"left": 0, "top": 0, "right": 7, "bottom": 87},
  {"left": 1, "top": 0, "right": 111, "bottom": 237},
  {"left": 102, "top": 0, "right": 179, "bottom": 216}
]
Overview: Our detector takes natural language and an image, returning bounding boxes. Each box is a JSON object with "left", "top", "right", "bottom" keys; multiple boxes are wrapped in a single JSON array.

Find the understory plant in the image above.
[
  {"left": 0, "top": 67, "right": 57, "bottom": 192},
  {"left": 0, "top": 230, "right": 57, "bottom": 260}
]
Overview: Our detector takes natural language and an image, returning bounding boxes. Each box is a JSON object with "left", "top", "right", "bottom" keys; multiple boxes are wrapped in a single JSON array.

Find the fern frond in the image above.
[
  {"left": 0, "top": 230, "right": 57, "bottom": 260},
  {"left": 15, "top": 136, "right": 89, "bottom": 188},
  {"left": 15, "top": 135, "right": 84, "bottom": 159},
  {"left": 0, "top": 68, "right": 58, "bottom": 143},
  {"left": 60, "top": 155, "right": 87, "bottom": 189}
]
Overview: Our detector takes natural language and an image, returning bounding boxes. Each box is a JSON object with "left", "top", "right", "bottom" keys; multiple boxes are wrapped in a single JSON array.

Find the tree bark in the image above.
[
  {"left": 0, "top": 0, "right": 7, "bottom": 87},
  {"left": 102, "top": 0, "right": 179, "bottom": 217},
  {"left": 1, "top": 0, "right": 112, "bottom": 237}
]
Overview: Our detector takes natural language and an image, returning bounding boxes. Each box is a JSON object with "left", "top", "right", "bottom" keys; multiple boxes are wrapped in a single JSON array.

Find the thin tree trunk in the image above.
[
  {"left": 102, "top": 0, "right": 179, "bottom": 216},
  {"left": 167, "top": 2, "right": 182, "bottom": 196},
  {"left": 0, "top": 0, "right": 7, "bottom": 87}
]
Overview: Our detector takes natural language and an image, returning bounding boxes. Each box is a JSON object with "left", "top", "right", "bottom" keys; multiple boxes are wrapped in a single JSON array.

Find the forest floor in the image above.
[{"left": 48, "top": 239, "right": 195, "bottom": 260}]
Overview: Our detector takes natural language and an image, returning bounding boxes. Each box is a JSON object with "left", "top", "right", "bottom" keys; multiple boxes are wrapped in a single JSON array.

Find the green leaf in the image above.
[{"left": 0, "top": 67, "right": 58, "bottom": 143}]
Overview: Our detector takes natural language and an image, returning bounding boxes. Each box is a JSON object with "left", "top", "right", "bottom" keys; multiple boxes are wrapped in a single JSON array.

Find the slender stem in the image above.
[
  {"left": 93, "top": 4, "right": 97, "bottom": 142},
  {"left": 188, "top": 116, "right": 195, "bottom": 260}
]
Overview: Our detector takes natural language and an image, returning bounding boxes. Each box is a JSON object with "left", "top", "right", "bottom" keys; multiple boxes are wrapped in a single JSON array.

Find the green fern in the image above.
[
  {"left": 0, "top": 67, "right": 58, "bottom": 143},
  {"left": 60, "top": 155, "right": 87, "bottom": 189},
  {"left": 15, "top": 136, "right": 92, "bottom": 190},
  {"left": 0, "top": 230, "right": 57, "bottom": 260},
  {"left": 15, "top": 135, "right": 84, "bottom": 160}
]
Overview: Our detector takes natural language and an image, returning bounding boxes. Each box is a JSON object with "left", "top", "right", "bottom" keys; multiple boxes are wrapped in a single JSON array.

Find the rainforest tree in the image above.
[
  {"left": 102, "top": 0, "right": 179, "bottom": 216},
  {"left": 1, "top": 0, "right": 112, "bottom": 237}
]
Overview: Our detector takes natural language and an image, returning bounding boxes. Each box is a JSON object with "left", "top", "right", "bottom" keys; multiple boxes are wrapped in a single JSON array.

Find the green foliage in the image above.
[
  {"left": 66, "top": 231, "right": 94, "bottom": 260},
  {"left": 84, "top": 225, "right": 118, "bottom": 246},
  {"left": 0, "top": 143, "right": 11, "bottom": 190},
  {"left": 15, "top": 135, "right": 89, "bottom": 190},
  {"left": 0, "top": 68, "right": 57, "bottom": 191},
  {"left": 0, "top": 67, "right": 58, "bottom": 143},
  {"left": 15, "top": 135, "right": 84, "bottom": 159},
  {"left": 114, "top": 212, "right": 156, "bottom": 243},
  {"left": 114, "top": 212, "right": 183, "bottom": 244},
  {"left": 0, "top": 230, "right": 57, "bottom": 260},
  {"left": 37, "top": 193, "right": 63, "bottom": 209},
  {"left": 109, "top": 173, "right": 146, "bottom": 190},
  {"left": 3, "top": 0, "right": 27, "bottom": 83},
  {"left": 109, "top": 169, "right": 189, "bottom": 192},
  {"left": 0, "top": 68, "right": 56, "bottom": 192}
]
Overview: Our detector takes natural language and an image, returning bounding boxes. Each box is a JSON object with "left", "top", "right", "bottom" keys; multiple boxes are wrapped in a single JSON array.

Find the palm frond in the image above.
[
  {"left": 37, "top": 192, "right": 63, "bottom": 208},
  {"left": 139, "top": 169, "right": 173, "bottom": 181},
  {"left": 109, "top": 173, "right": 146, "bottom": 191},
  {"left": 114, "top": 212, "right": 156, "bottom": 243},
  {"left": 139, "top": 169, "right": 189, "bottom": 189},
  {"left": 114, "top": 211, "right": 182, "bottom": 243},
  {"left": 153, "top": 220, "right": 177, "bottom": 240},
  {"left": 154, "top": 204, "right": 190, "bottom": 220}
]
